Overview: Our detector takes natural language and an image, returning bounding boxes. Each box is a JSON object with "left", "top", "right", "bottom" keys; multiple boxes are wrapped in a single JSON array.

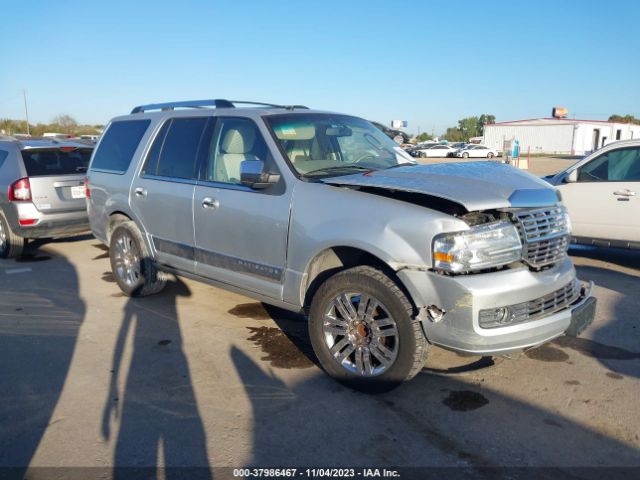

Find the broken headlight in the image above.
[{"left": 432, "top": 221, "right": 522, "bottom": 273}]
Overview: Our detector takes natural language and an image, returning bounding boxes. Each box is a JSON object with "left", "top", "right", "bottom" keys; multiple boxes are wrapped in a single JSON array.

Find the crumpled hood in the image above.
[{"left": 322, "top": 162, "right": 560, "bottom": 211}]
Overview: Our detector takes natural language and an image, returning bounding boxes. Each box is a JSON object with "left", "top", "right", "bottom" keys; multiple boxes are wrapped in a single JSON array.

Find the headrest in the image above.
[
  {"left": 273, "top": 123, "right": 316, "bottom": 141},
  {"left": 221, "top": 122, "right": 256, "bottom": 154}
]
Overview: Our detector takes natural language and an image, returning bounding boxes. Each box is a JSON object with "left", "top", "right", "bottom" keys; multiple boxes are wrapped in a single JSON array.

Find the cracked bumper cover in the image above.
[{"left": 397, "top": 257, "right": 596, "bottom": 355}]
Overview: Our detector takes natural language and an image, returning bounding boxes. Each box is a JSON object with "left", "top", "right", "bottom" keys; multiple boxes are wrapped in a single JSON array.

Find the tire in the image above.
[
  {"left": 419, "top": 151, "right": 426, "bottom": 158},
  {"left": 0, "top": 211, "right": 25, "bottom": 259},
  {"left": 109, "top": 221, "right": 167, "bottom": 297},
  {"left": 392, "top": 134, "right": 404, "bottom": 145},
  {"left": 309, "top": 266, "right": 429, "bottom": 393},
  {"left": 487, "top": 152, "right": 494, "bottom": 159},
  {"left": 462, "top": 152, "right": 469, "bottom": 158}
]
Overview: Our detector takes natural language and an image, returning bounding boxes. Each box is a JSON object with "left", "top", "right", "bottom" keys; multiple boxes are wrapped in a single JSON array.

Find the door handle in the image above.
[
  {"left": 134, "top": 187, "right": 147, "bottom": 198},
  {"left": 613, "top": 189, "right": 636, "bottom": 197},
  {"left": 201, "top": 197, "right": 219, "bottom": 210}
]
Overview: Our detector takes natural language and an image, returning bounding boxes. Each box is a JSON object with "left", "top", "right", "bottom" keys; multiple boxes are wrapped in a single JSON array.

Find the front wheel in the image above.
[
  {"left": 0, "top": 211, "right": 25, "bottom": 259},
  {"left": 309, "top": 266, "right": 428, "bottom": 392},
  {"left": 109, "top": 221, "right": 167, "bottom": 297},
  {"left": 487, "top": 152, "right": 494, "bottom": 159},
  {"left": 462, "top": 152, "right": 469, "bottom": 158}
]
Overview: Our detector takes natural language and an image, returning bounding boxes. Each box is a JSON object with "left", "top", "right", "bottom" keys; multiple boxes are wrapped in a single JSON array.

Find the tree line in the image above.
[
  {"left": 0, "top": 115, "right": 103, "bottom": 137},
  {"left": 608, "top": 114, "right": 640, "bottom": 125}
]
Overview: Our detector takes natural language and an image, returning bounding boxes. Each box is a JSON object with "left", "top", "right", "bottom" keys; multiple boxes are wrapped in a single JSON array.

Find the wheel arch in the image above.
[{"left": 301, "top": 246, "right": 418, "bottom": 314}]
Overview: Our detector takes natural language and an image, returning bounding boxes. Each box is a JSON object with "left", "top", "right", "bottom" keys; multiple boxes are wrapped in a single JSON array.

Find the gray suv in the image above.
[
  {"left": 87, "top": 99, "right": 596, "bottom": 391},
  {"left": 0, "top": 138, "right": 92, "bottom": 258}
]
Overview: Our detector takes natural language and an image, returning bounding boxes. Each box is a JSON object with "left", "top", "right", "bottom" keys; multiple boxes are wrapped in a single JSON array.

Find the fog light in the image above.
[{"left": 479, "top": 307, "right": 514, "bottom": 328}]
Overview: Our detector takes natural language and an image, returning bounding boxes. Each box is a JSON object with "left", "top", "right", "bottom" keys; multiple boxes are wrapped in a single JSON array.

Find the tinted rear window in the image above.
[
  {"left": 90, "top": 120, "right": 150, "bottom": 173},
  {"left": 21, "top": 148, "right": 92, "bottom": 176},
  {"left": 0, "top": 150, "right": 7, "bottom": 169},
  {"left": 143, "top": 117, "right": 208, "bottom": 179}
]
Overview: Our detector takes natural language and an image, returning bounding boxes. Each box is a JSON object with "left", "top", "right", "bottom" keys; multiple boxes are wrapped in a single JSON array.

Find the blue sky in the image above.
[{"left": 1, "top": 0, "right": 638, "bottom": 134}]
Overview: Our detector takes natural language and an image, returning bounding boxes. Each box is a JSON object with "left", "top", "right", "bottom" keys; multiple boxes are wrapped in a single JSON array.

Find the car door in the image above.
[
  {"left": 472, "top": 146, "right": 486, "bottom": 157},
  {"left": 429, "top": 145, "right": 445, "bottom": 157},
  {"left": 558, "top": 145, "right": 640, "bottom": 244},
  {"left": 130, "top": 116, "right": 209, "bottom": 273},
  {"left": 193, "top": 116, "right": 292, "bottom": 300}
]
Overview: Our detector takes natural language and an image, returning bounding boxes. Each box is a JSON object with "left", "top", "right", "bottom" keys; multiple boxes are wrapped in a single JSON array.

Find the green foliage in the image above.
[
  {"left": 608, "top": 114, "right": 640, "bottom": 125},
  {"left": 415, "top": 132, "right": 433, "bottom": 142},
  {"left": 0, "top": 115, "right": 101, "bottom": 137},
  {"left": 443, "top": 114, "right": 495, "bottom": 142}
]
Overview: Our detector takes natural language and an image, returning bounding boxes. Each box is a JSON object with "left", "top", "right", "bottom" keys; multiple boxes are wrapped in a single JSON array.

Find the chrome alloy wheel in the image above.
[
  {"left": 112, "top": 232, "right": 141, "bottom": 287},
  {"left": 322, "top": 293, "right": 399, "bottom": 377}
]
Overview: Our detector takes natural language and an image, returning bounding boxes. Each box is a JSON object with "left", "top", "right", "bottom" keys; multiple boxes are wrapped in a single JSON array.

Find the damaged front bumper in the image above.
[{"left": 397, "top": 257, "right": 596, "bottom": 356}]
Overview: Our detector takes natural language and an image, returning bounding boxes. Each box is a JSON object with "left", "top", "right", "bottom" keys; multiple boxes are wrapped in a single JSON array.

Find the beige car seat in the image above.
[{"left": 216, "top": 122, "right": 259, "bottom": 183}]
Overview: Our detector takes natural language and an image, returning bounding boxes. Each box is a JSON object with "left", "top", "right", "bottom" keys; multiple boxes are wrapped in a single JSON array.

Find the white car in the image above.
[
  {"left": 546, "top": 139, "right": 640, "bottom": 248},
  {"left": 456, "top": 144, "right": 498, "bottom": 159},
  {"left": 416, "top": 144, "right": 458, "bottom": 158}
]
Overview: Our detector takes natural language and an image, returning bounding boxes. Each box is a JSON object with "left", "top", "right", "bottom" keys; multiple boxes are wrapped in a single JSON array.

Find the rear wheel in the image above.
[
  {"left": 109, "top": 221, "right": 167, "bottom": 297},
  {"left": 0, "top": 211, "right": 25, "bottom": 259},
  {"left": 309, "top": 266, "right": 428, "bottom": 393}
]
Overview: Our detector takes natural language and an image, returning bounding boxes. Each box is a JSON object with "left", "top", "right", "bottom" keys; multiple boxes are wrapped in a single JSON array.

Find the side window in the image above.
[
  {"left": 147, "top": 117, "right": 208, "bottom": 179},
  {"left": 204, "top": 117, "right": 270, "bottom": 184},
  {"left": 91, "top": 120, "right": 150, "bottom": 173},
  {"left": 141, "top": 121, "right": 171, "bottom": 176},
  {"left": 0, "top": 150, "right": 8, "bottom": 169},
  {"left": 578, "top": 147, "right": 640, "bottom": 182}
]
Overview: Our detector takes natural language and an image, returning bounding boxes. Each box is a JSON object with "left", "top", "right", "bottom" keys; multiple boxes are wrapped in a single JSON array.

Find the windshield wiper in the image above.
[
  {"left": 303, "top": 165, "right": 375, "bottom": 176},
  {"left": 385, "top": 162, "right": 417, "bottom": 170}
]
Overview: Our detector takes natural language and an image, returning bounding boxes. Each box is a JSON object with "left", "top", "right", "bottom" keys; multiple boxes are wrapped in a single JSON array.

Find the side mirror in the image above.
[
  {"left": 565, "top": 170, "right": 578, "bottom": 183},
  {"left": 240, "top": 160, "right": 280, "bottom": 189}
]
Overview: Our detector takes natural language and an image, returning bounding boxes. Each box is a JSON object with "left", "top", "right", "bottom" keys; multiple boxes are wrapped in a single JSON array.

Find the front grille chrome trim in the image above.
[{"left": 512, "top": 206, "right": 570, "bottom": 268}]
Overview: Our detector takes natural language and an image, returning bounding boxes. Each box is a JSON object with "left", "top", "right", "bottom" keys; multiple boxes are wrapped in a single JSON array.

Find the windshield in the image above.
[{"left": 266, "top": 114, "right": 414, "bottom": 176}]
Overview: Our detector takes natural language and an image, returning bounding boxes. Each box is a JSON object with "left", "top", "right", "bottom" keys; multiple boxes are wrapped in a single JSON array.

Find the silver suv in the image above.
[
  {"left": 87, "top": 99, "right": 596, "bottom": 391},
  {"left": 0, "top": 138, "right": 92, "bottom": 258}
]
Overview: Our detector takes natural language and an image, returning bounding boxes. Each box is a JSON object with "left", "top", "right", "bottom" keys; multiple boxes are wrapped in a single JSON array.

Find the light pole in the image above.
[{"left": 23, "top": 90, "right": 30, "bottom": 136}]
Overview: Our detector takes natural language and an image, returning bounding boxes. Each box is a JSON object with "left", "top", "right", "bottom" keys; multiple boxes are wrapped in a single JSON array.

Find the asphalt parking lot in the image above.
[{"left": 1, "top": 159, "right": 639, "bottom": 477}]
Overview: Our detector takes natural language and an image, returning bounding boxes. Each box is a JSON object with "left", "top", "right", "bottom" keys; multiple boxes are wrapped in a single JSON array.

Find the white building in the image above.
[{"left": 483, "top": 118, "right": 640, "bottom": 155}]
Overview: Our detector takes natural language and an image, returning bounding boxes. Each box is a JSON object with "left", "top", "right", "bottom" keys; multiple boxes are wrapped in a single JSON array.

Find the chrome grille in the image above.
[
  {"left": 513, "top": 206, "right": 570, "bottom": 267},
  {"left": 479, "top": 280, "right": 580, "bottom": 329}
]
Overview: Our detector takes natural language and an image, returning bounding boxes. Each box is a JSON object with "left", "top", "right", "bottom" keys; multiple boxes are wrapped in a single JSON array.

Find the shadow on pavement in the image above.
[
  {"left": 570, "top": 250, "right": 640, "bottom": 378},
  {"left": 102, "top": 277, "right": 212, "bottom": 479},
  {"left": 231, "top": 344, "right": 640, "bottom": 471},
  {"left": 0, "top": 252, "right": 85, "bottom": 477}
]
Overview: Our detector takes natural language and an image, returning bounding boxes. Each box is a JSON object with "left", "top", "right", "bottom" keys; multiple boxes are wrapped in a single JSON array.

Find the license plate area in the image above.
[
  {"left": 71, "top": 185, "right": 86, "bottom": 199},
  {"left": 566, "top": 296, "right": 597, "bottom": 337}
]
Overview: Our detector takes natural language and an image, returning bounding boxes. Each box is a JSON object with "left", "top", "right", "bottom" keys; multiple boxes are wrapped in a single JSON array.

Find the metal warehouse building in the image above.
[{"left": 483, "top": 118, "right": 640, "bottom": 155}]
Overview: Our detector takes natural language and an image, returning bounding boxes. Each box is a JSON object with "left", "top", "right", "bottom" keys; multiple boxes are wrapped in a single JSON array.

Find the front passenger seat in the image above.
[{"left": 217, "top": 123, "right": 258, "bottom": 183}]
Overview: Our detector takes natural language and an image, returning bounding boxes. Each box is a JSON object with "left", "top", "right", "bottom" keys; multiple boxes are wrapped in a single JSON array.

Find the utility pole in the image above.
[{"left": 23, "top": 90, "right": 31, "bottom": 136}]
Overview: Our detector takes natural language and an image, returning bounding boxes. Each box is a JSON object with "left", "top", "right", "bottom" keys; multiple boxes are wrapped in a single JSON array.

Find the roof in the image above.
[
  {"left": 486, "top": 118, "right": 638, "bottom": 127},
  {"left": 18, "top": 139, "right": 94, "bottom": 150}
]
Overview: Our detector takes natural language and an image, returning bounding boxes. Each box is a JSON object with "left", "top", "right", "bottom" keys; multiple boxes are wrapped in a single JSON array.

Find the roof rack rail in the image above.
[{"left": 130, "top": 99, "right": 308, "bottom": 114}]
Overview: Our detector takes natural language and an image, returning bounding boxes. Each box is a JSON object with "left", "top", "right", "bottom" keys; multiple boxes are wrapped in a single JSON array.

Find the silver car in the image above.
[
  {"left": 87, "top": 99, "right": 596, "bottom": 391},
  {"left": 0, "top": 138, "right": 92, "bottom": 258}
]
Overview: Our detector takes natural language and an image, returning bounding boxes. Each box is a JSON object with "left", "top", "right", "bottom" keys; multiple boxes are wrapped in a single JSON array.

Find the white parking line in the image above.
[{"left": 5, "top": 268, "right": 32, "bottom": 275}]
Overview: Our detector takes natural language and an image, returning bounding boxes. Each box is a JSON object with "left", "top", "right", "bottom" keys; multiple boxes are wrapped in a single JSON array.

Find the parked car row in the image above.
[
  {"left": 407, "top": 142, "right": 499, "bottom": 159},
  {"left": 7, "top": 99, "right": 640, "bottom": 392}
]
